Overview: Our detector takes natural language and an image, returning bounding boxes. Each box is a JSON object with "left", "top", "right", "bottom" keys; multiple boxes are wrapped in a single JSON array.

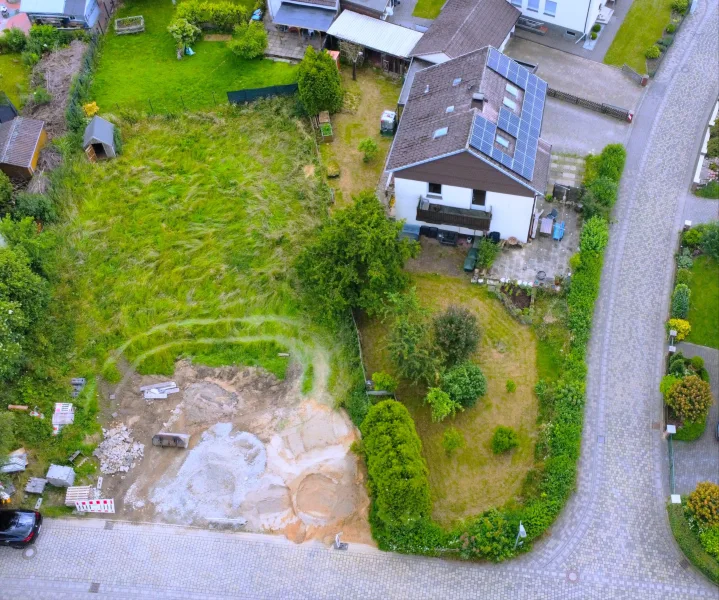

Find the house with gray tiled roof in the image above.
[
  {"left": 410, "top": 0, "right": 520, "bottom": 64},
  {"left": 386, "top": 47, "right": 551, "bottom": 243}
]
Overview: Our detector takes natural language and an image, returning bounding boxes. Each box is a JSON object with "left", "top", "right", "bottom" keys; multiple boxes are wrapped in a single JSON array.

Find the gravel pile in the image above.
[{"left": 94, "top": 425, "right": 145, "bottom": 474}]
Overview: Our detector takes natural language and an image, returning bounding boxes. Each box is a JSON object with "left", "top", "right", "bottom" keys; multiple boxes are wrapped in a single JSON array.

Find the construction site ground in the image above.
[{"left": 93, "top": 359, "right": 371, "bottom": 546}]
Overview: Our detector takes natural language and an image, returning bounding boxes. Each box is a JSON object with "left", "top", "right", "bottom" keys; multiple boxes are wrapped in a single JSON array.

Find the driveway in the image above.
[
  {"left": 0, "top": 1, "right": 718, "bottom": 598},
  {"left": 673, "top": 342, "right": 719, "bottom": 494},
  {"left": 541, "top": 98, "right": 632, "bottom": 155},
  {"left": 505, "top": 37, "right": 646, "bottom": 111}
]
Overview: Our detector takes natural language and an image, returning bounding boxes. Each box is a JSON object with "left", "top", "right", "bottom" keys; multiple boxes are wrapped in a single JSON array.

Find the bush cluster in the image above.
[
  {"left": 684, "top": 222, "right": 719, "bottom": 260},
  {"left": 688, "top": 482, "right": 719, "bottom": 527},
  {"left": 671, "top": 0, "right": 689, "bottom": 14},
  {"left": 666, "top": 318, "right": 691, "bottom": 341},
  {"left": 433, "top": 306, "right": 480, "bottom": 367},
  {"left": 228, "top": 21, "right": 267, "bottom": 59},
  {"left": 581, "top": 144, "right": 625, "bottom": 219},
  {"left": 176, "top": 0, "right": 249, "bottom": 31},
  {"left": 66, "top": 35, "right": 100, "bottom": 137},
  {"left": 666, "top": 375, "right": 713, "bottom": 423},
  {"left": 670, "top": 283, "right": 691, "bottom": 319},
  {"left": 297, "top": 47, "right": 343, "bottom": 116},
  {"left": 645, "top": 45, "right": 661, "bottom": 59},
  {"left": 491, "top": 426, "right": 519, "bottom": 454}
]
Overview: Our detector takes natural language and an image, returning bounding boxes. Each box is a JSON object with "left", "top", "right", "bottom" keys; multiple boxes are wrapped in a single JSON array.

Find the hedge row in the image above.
[
  {"left": 358, "top": 145, "right": 625, "bottom": 560},
  {"left": 668, "top": 503, "right": 719, "bottom": 584},
  {"left": 66, "top": 35, "right": 101, "bottom": 137},
  {"left": 176, "top": 1, "right": 250, "bottom": 32}
]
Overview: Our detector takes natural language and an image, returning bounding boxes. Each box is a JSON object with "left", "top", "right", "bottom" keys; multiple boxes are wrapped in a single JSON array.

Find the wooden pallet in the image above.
[{"left": 65, "top": 486, "right": 95, "bottom": 507}]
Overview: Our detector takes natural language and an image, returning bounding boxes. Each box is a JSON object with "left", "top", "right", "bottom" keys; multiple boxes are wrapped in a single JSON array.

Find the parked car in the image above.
[{"left": 0, "top": 510, "right": 43, "bottom": 549}]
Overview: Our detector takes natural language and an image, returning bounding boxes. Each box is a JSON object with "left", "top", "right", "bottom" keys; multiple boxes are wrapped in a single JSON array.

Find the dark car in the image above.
[{"left": 0, "top": 510, "right": 43, "bottom": 549}]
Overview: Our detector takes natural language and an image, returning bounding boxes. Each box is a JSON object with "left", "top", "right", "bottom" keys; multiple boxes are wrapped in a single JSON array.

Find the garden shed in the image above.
[
  {"left": 0, "top": 117, "right": 47, "bottom": 180},
  {"left": 83, "top": 116, "right": 116, "bottom": 160}
]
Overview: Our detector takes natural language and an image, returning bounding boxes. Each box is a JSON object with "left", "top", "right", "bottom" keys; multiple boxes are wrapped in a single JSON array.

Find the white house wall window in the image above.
[
  {"left": 428, "top": 182, "right": 442, "bottom": 196},
  {"left": 511, "top": 0, "right": 522, "bottom": 6},
  {"left": 544, "top": 0, "right": 557, "bottom": 16},
  {"left": 472, "top": 190, "right": 486, "bottom": 206},
  {"left": 527, "top": 0, "right": 539, "bottom": 11}
]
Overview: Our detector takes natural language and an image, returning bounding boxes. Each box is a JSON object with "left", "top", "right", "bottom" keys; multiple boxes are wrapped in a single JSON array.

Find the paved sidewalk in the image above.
[{"left": 673, "top": 342, "right": 719, "bottom": 494}]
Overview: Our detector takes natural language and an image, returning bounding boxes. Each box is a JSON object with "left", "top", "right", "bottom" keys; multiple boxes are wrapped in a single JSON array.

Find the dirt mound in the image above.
[
  {"left": 180, "top": 382, "right": 238, "bottom": 427},
  {"left": 23, "top": 40, "right": 86, "bottom": 138}
]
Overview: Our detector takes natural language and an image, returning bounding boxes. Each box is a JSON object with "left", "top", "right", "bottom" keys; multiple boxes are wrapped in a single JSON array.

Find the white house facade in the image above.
[
  {"left": 507, "top": 0, "right": 603, "bottom": 35},
  {"left": 386, "top": 48, "right": 552, "bottom": 244},
  {"left": 393, "top": 177, "right": 536, "bottom": 241}
]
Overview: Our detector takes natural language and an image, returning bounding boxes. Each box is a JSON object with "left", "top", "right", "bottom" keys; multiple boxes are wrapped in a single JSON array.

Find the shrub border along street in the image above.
[{"left": 355, "top": 144, "right": 625, "bottom": 560}]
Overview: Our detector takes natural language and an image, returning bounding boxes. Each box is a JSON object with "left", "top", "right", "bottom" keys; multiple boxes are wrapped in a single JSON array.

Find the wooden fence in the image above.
[{"left": 547, "top": 87, "right": 632, "bottom": 122}]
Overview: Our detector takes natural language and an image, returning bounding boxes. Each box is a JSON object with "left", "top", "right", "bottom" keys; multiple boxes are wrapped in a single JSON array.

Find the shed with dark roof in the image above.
[
  {"left": 83, "top": 116, "right": 116, "bottom": 160},
  {"left": 0, "top": 117, "right": 47, "bottom": 180},
  {"left": 410, "top": 0, "right": 519, "bottom": 63}
]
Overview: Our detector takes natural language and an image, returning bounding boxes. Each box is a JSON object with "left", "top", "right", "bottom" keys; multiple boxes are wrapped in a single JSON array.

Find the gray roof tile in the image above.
[
  {"left": 410, "top": 0, "right": 519, "bottom": 59},
  {"left": 386, "top": 48, "right": 550, "bottom": 195}
]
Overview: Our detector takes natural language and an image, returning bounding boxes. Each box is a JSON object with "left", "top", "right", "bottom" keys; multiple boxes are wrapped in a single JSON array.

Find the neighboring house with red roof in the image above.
[{"left": 0, "top": 117, "right": 47, "bottom": 180}]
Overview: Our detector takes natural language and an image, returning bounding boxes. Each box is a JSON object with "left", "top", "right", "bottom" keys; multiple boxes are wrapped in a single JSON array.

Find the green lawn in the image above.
[
  {"left": 358, "top": 273, "right": 538, "bottom": 526},
  {"left": 604, "top": 0, "right": 675, "bottom": 73},
  {"left": 51, "top": 100, "right": 333, "bottom": 381},
  {"left": 686, "top": 255, "right": 719, "bottom": 348},
  {"left": 412, "top": 0, "right": 445, "bottom": 19},
  {"left": 0, "top": 54, "right": 30, "bottom": 108},
  {"left": 92, "top": 0, "right": 297, "bottom": 112}
]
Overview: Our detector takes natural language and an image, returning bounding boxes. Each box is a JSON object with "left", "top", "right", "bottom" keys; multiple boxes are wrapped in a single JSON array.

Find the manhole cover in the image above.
[
  {"left": 597, "top": 435, "right": 605, "bottom": 444},
  {"left": 651, "top": 422, "right": 661, "bottom": 430},
  {"left": 89, "top": 582, "right": 100, "bottom": 593},
  {"left": 104, "top": 520, "right": 114, "bottom": 530},
  {"left": 680, "top": 559, "right": 690, "bottom": 570},
  {"left": 22, "top": 547, "right": 37, "bottom": 560},
  {"left": 567, "top": 570, "right": 579, "bottom": 583}
]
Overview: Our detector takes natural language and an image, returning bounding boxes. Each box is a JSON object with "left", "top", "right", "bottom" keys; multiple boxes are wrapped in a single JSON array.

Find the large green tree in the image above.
[
  {"left": 0, "top": 246, "right": 49, "bottom": 324},
  {"left": 296, "top": 191, "right": 417, "bottom": 322},
  {"left": 297, "top": 47, "right": 343, "bottom": 115}
]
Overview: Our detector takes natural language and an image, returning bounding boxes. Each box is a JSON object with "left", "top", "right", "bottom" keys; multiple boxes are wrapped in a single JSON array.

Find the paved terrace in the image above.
[{"left": 1, "top": 1, "right": 718, "bottom": 598}]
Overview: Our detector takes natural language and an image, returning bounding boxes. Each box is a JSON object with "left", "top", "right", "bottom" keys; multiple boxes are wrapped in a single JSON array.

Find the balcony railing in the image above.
[{"left": 416, "top": 197, "right": 492, "bottom": 231}]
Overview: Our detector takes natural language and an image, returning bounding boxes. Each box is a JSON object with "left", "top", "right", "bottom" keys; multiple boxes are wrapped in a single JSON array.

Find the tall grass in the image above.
[{"left": 50, "top": 100, "right": 330, "bottom": 370}]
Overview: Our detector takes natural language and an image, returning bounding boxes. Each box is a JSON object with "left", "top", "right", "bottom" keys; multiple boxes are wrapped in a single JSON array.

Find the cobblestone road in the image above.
[{"left": 1, "top": 2, "right": 718, "bottom": 598}]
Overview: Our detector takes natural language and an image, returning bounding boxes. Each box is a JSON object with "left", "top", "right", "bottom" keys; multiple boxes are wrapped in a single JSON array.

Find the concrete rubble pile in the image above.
[{"left": 93, "top": 425, "right": 145, "bottom": 474}]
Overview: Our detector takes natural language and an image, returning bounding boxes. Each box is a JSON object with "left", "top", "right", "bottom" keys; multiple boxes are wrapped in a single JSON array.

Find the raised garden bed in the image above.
[
  {"left": 500, "top": 283, "right": 532, "bottom": 309},
  {"left": 320, "top": 122, "right": 333, "bottom": 143},
  {"left": 115, "top": 16, "right": 145, "bottom": 35}
]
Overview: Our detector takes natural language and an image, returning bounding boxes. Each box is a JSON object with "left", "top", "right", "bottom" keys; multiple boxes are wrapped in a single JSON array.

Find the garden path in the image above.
[{"left": 0, "top": 1, "right": 718, "bottom": 597}]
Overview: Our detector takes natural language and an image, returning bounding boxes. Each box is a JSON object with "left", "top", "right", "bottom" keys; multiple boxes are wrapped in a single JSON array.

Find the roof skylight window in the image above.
[
  {"left": 503, "top": 97, "right": 517, "bottom": 110},
  {"left": 433, "top": 127, "right": 448, "bottom": 138},
  {"left": 505, "top": 83, "right": 519, "bottom": 98},
  {"left": 446, "top": 106, "right": 455, "bottom": 113},
  {"left": 496, "top": 134, "right": 510, "bottom": 149},
  {"left": 452, "top": 77, "right": 462, "bottom": 86}
]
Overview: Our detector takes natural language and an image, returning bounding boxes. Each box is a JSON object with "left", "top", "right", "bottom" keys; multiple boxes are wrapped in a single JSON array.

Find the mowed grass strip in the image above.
[
  {"left": 412, "top": 0, "right": 445, "bottom": 19},
  {"left": 604, "top": 0, "right": 674, "bottom": 73},
  {"left": 0, "top": 54, "right": 30, "bottom": 107},
  {"left": 686, "top": 255, "right": 719, "bottom": 349},
  {"left": 91, "top": 0, "right": 297, "bottom": 111},
  {"left": 358, "top": 273, "right": 538, "bottom": 526},
  {"left": 53, "top": 100, "right": 328, "bottom": 365}
]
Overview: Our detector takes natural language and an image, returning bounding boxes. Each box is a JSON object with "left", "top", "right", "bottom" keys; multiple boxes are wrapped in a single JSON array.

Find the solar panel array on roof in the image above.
[{"left": 469, "top": 48, "right": 547, "bottom": 181}]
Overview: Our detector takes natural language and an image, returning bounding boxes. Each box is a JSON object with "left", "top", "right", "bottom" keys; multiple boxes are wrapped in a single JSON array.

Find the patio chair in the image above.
[{"left": 547, "top": 207, "right": 558, "bottom": 221}]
